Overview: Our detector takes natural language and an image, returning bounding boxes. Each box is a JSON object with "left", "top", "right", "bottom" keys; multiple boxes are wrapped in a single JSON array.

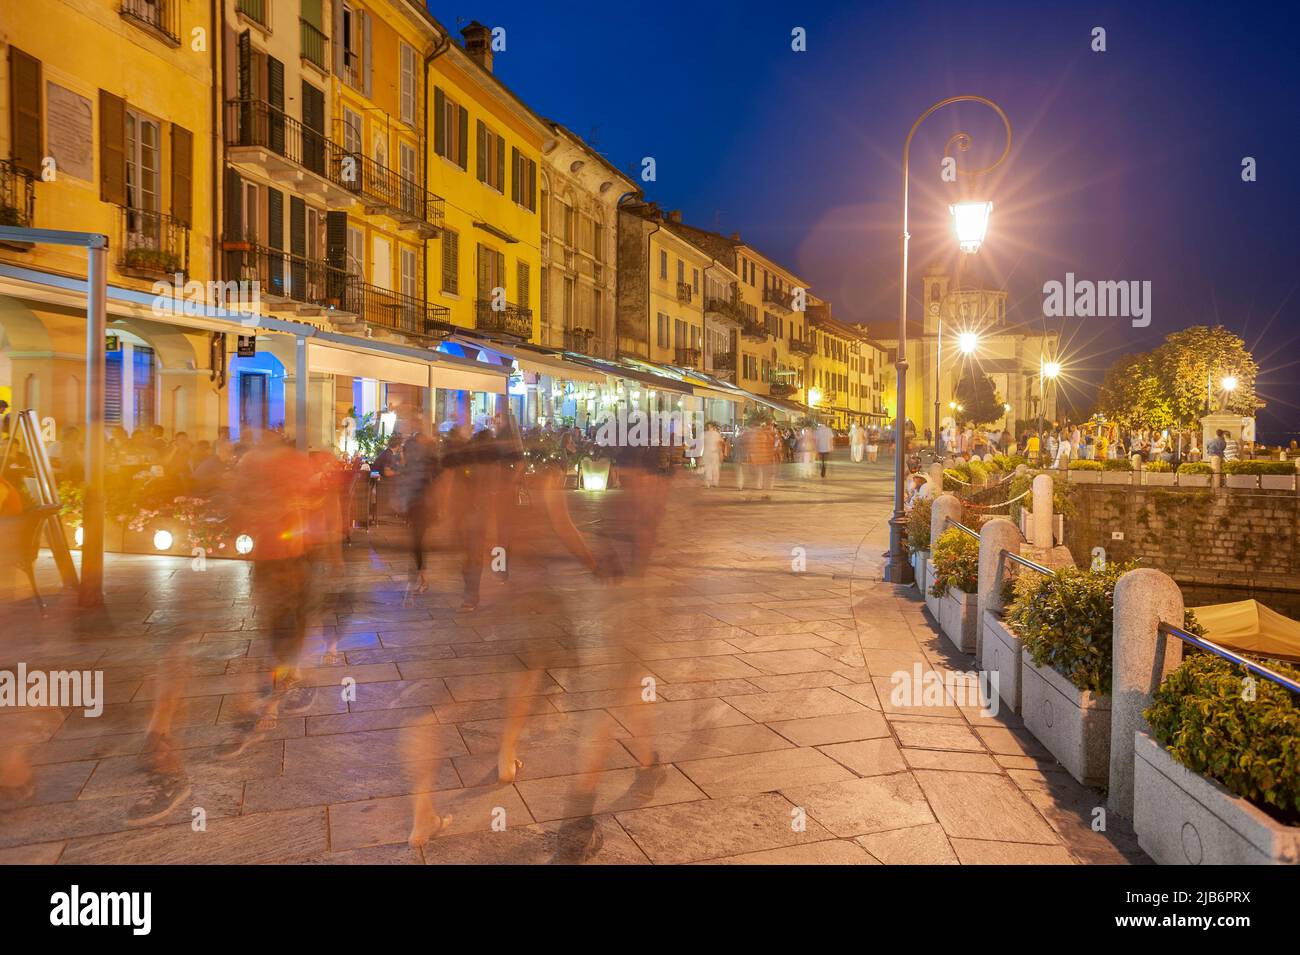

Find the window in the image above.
[
  {"left": 659, "top": 250, "right": 668, "bottom": 280},
  {"left": 399, "top": 43, "right": 416, "bottom": 126},
  {"left": 400, "top": 247, "right": 418, "bottom": 299},
  {"left": 241, "top": 182, "right": 260, "bottom": 242},
  {"left": 342, "top": 107, "right": 362, "bottom": 155},
  {"left": 563, "top": 277, "right": 575, "bottom": 328},
  {"left": 346, "top": 225, "right": 363, "bottom": 277},
  {"left": 306, "top": 206, "right": 323, "bottom": 261},
  {"left": 657, "top": 312, "right": 670, "bottom": 349},
  {"left": 476, "top": 120, "right": 505, "bottom": 192},
  {"left": 441, "top": 230, "right": 459, "bottom": 294},
  {"left": 677, "top": 259, "right": 684, "bottom": 285},
  {"left": 433, "top": 88, "right": 467, "bottom": 169},
  {"left": 693, "top": 268, "right": 700, "bottom": 294},
  {"left": 593, "top": 221, "right": 604, "bottom": 263},
  {"left": 674, "top": 318, "right": 688, "bottom": 348},
  {"left": 125, "top": 109, "right": 161, "bottom": 213},
  {"left": 476, "top": 243, "right": 505, "bottom": 299},
  {"left": 511, "top": 147, "right": 537, "bottom": 211}
]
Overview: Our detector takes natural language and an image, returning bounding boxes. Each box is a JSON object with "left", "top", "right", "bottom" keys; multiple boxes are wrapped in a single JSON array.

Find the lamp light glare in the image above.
[
  {"left": 235, "top": 534, "right": 254, "bottom": 555},
  {"left": 1042, "top": 360, "right": 1062, "bottom": 380},
  {"left": 950, "top": 201, "right": 992, "bottom": 254},
  {"left": 153, "top": 529, "right": 174, "bottom": 551},
  {"left": 957, "top": 331, "right": 979, "bottom": 355},
  {"left": 1221, "top": 375, "right": 1238, "bottom": 393}
]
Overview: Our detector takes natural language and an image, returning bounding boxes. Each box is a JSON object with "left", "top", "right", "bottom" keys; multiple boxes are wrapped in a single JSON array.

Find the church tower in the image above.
[{"left": 922, "top": 264, "right": 950, "bottom": 337}]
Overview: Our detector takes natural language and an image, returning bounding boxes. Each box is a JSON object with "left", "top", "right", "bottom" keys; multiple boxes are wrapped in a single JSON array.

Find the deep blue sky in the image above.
[{"left": 432, "top": 0, "right": 1300, "bottom": 437}]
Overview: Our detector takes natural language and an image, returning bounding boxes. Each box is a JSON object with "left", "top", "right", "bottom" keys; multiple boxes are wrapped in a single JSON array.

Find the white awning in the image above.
[{"left": 513, "top": 350, "right": 607, "bottom": 384}]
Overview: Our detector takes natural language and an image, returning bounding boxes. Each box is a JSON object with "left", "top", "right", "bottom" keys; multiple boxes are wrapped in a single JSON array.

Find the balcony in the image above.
[
  {"left": 236, "top": 0, "right": 269, "bottom": 29},
  {"left": 676, "top": 281, "right": 693, "bottom": 304},
  {"left": 0, "top": 159, "right": 36, "bottom": 236},
  {"left": 769, "top": 381, "right": 797, "bottom": 399},
  {"left": 120, "top": 0, "right": 181, "bottom": 45},
  {"left": 563, "top": 327, "right": 595, "bottom": 353},
  {"left": 225, "top": 99, "right": 353, "bottom": 205},
  {"left": 741, "top": 318, "right": 769, "bottom": 342},
  {"left": 789, "top": 336, "right": 816, "bottom": 356},
  {"left": 476, "top": 298, "right": 534, "bottom": 339},
  {"left": 117, "top": 207, "right": 189, "bottom": 279},
  {"left": 704, "top": 295, "right": 745, "bottom": 324},
  {"left": 300, "top": 19, "right": 329, "bottom": 71},
  {"left": 674, "top": 346, "right": 702, "bottom": 368},
  {"left": 763, "top": 286, "right": 793, "bottom": 310},
  {"left": 710, "top": 351, "right": 736, "bottom": 372},
  {"left": 345, "top": 280, "right": 452, "bottom": 342}
]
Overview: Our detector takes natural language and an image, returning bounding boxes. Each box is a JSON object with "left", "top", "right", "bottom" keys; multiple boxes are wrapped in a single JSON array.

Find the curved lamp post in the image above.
[{"left": 886, "top": 95, "right": 1012, "bottom": 584}]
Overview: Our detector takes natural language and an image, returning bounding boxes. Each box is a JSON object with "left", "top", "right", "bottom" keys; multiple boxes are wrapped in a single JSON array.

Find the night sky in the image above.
[{"left": 431, "top": 1, "right": 1300, "bottom": 440}]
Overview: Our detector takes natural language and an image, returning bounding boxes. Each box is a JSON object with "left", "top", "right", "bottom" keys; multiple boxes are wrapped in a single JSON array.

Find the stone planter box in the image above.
[
  {"left": 1133, "top": 731, "right": 1300, "bottom": 864},
  {"left": 923, "top": 560, "right": 940, "bottom": 622},
  {"left": 1176, "top": 472, "right": 1212, "bottom": 488},
  {"left": 911, "top": 550, "right": 931, "bottom": 597},
  {"left": 938, "top": 586, "right": 978, "bottom": 654},
  {"left": 1021, "top": 652, "right": 1111, "bottom": 786},
  {"left": 1260, "top": 474, "right": 1297, "bottom": 491},
  {"left": 1224, "top": 474, "right": 1258, "bottom": 489},
  {"left": 1068, "top": 469, "right": 1102, "bottom": 484},
  {"left": 1142, "top": 471, "right": 1176, "bottom": 486},
  {"left": 979, "top": 611, "right": 1023, "bottom": 714},
  {"left": 1101, "top": 470, "right": 1135, "bottom": 485}
]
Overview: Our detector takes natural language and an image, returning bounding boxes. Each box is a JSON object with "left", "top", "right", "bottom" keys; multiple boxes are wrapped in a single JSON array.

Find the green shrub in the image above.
[
  {"left": 1224, "top": 460, "right": 1297, "bottom": 475},
  {"left": 929, "top": 526, "right": 978, "bottom": 596},
  {"left": 1069, "top": 459, "right": 1103, "bottom": 471},
  {"left": 942, "top": 463, "right": 971, "bottom": 491},
  {"left": 967, "top": 460, "right": 990, "bottom": 485},
  {"left": 1102, "top": 458, "right": 1133, "bottom": 471},
  {"left": 1146, "top": 653, "right": 1300, "bottom": 824},
  {"left": 991, "top": 453, "right": 1027, "bottom": 472},
  {"left": 907, "top": 497, "right": 932, "bottom": 553},
  {"left": 1143, "top": 460, "right": 1174, "bottom": 472},
  {"left": 1178, "top": 462, "right": 1213, "bottom": 475}
]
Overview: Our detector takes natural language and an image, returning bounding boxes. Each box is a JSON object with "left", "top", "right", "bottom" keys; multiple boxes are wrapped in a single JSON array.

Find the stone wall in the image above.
[{"left": 1064, "top": 484, "right": 1300, "bottom": 590}]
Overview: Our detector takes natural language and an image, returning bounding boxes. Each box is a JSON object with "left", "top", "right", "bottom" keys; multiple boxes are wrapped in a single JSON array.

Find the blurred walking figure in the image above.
[
  {"left": 850, "top": 421, "right": 866, "bottom": 463},
  {"left": 741, "top": 420, "right": 778, "bottom": 497},
  {"left": 399, "top": 431, "right": 440, "bottom": 595},
  {"left": 219, "top": 435, "right": 322, "bottom": 757},
  {"left": 815, "top": 419, "right": 834, "bottom": 478},
  {"left": 441, "top": 418, "right": 496, "bottom": 612},
  {"left": 700, "top": 422, "right": 723, "bottom": 487},
  {"left": 797, "top": 425, "right": 815, "bottom": 477}
]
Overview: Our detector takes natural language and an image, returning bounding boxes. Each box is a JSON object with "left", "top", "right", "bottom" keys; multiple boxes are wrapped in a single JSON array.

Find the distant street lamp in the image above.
[
  {"left": 1038, "top": 358, "right": 1062, "bottom": 455},
  {"left": 888, "top": 95, "right": 1012, "bottom": 584},
  {"left": 958, "top": 331, "right": 980, "bottom": 354}
]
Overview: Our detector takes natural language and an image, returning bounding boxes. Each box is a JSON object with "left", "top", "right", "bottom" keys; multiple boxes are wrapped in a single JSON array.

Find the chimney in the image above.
[
  {"left": 666, "top": 209, "right": 682, "bottom": 223},
  {"left": 461, "top": 21, "right": 493, "bottom": 72}
]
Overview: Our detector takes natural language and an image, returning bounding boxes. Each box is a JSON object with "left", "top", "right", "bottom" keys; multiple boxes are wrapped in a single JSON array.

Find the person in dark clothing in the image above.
[{"left": 400, "top": 432, "right": 441, "bottom": 593}]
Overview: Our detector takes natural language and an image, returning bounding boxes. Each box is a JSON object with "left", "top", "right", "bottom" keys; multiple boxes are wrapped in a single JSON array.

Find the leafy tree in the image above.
[
  {"left": 1097, "top": 352, "right": 1175, "bottom": 429},
  {"left": 953, "top": 367, "right": 1003, "bottom": 426}
]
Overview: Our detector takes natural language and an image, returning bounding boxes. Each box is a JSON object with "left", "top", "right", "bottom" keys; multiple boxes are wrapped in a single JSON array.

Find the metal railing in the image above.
[
  {"left": 475, "top": 298, "right": 533, "bottom": 339},
  {"left": 676, "top": 281, "right": 693, "bottom": 304},
  {"left": 789, "top": 336, "right": 815, "bottom": 356},
  {"left": 674, "top": 346, "right": 702, "bottom": 367},
  {"left": 300, "top": 18, "right": 329, "bottom": 70},
  {"left": 116, "top": 206, "right": 189, "bottom": 278},
  {"left": 711, "top": 351, "right": 736, "bottom": 371},
  {"left": 236, "top": 0, "right": 268, "bottom": 29},
  {"left": 1158, "top": 622, "right": 1300, "bottom": 695},
  {"left": 740, "top": 318, "right": 768, "bottom": 341},
  {"left": 346, "top": 280, "right": 452, "bottom": 341},
  {"left": 763, "top": 286, "right": 793, "bottom": 310},
  {"left": 563, "top": 327, "right": 594, "bottom": 352},
  {"left": 121, "top": 0, "right": 181, "bottom": 44},
  {"left": 0, "top": 160, "right": 36, "bottom": 230}
]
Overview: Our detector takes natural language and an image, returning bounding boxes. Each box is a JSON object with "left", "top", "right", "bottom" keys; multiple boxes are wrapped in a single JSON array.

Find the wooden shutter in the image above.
[
  {"left": 325, "top": 210, "right": 349, "bottom": 303},
  {"left": 361, "top": 10, "right": 373, "bottom": 97},
  {"left": 289, "top": 196, "right": 307, "bottom": 300},
  {"left": 517, "top": 261, "right": 530, "bottom": 310},
  {"left": 495, "top": 134, "right": 505, "bottom": 193},
  {"left": 457, "top": 102, "right": 468, "bottom": 169},
  {"left": 222, "top": 167, "right": 243, "bottom": 280},
  {"left": 476, "top": 120, "right": 487, "bottom": 183},
  {"left": 170, "top": 125, "right": 193, "bottom": 226},
  {"left": 8, "top": 47, "right": 42, "bottom": 175},
  {"left": 237, "top": 30, "right": 252, "bottom": 99},
  {"left": 99, "top": 90, "right": 126, "bottom": 206},
  {"left": 266, "top": 188, "right": 283, "bottom": 250},
  {"left": 433, "top": 87, "right": 445, "bottom": 158},
  {"left": 441, "top": 231, "right": 458, "bottom": 294},
  {"left": 510, "top": 146, "right": 520, "bottom": 204},
  {"left": 333, "top": 0, "right": 345, "bottom": 76}
]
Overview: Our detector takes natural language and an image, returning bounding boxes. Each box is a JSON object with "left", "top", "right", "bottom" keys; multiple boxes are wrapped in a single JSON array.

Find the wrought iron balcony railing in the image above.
[
  {"left": 117, "top": 206, "right": 189, "bottom": 278},
  {"left": 345, "top": 279, "right": 452, "bottom": 341},
  {"left": 225, "top": 99, "right": 443, "bottom": 231},
  {"left": 475, "top": 298, "right": 534, "bottom": 339},
  {"left": 0, "top": 159, "right": 36, "bottom": 231},
  {"left": 121, "top": 0, "right": 181, "bottom": 44},
  {"left": 741, "top": 318, "right": 769, "bottom": 342},
  {"left": 564, "top": 327, "right": 595, "bottom": 352},
  {"left": 676, "top": 281, "right": 693, "bottom": 304},
  {"left": 710, "top": 351, "right": 736, "bottom": 372},
  {"left": 704, "top": 295, "right": 744, "bottom": 322},
  {"left": 674, "top": 346, "right": 702, "bottom": 368},
  {"left": 300, "top": 18, "right": 328, "bottom": 70},
  {"left": 763, "top": 286, "right": 793, "bottom": 310},
  {"left": 789, "top": 336, "right": 816, "bottom": 356}
]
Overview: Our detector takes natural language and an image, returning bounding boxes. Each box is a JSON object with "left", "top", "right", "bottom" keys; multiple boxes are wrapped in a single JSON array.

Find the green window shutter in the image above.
[
  {"left": 441, "top": 230, "right": 458, "bottom": 294},
  {"left": 266, "top": 187, "right": 283, "bottom": 250}
]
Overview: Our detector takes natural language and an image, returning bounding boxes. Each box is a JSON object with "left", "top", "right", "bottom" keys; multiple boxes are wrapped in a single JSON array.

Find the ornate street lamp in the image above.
[{"left": 886, "top": 96, "right": 1012, "bottom": 584}]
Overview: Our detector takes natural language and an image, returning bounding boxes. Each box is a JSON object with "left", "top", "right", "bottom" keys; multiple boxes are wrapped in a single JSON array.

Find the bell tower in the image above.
[{"left": 922, "top": 264, "right": 949, "bottom": 336}]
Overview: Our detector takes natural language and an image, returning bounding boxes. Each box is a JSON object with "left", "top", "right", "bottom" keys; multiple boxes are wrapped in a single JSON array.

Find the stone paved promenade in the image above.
[{"left": 0, "top": 453, "right": 1145, "bottom": 864}]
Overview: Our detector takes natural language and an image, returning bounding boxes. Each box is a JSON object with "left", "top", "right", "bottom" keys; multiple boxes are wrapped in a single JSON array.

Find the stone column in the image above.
[
  {"left": 977, "top": 517, "right": 1023, "bottom": 659},
  {"left": 1108, "top": 568, "right": 1184, "bottom": 819},
  {"left": 1031, "top": 473, "right": 1053, "bottom": 547},
  {"left": 930, "top": 493, "right": 962, "bottom": 551}
]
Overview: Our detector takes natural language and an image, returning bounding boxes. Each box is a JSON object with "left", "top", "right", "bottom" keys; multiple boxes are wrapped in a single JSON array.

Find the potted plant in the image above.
[
  {"left": 1101, "top": 457, "right": 1134, "bottom": 485},
  {"left": 1142, "top": 459, "right": 1176, "bottom": 486},
  {"left": 1177, "top": 461, "right": 1214, "bottom": 487},
  {"left": 1139, "top": 652, "right": 1300, "bottom": 863},
  {"left": 907, "top": 497, "right": 933, "bottom": 596},
  {"left": 929, "top": 526, "right": 979, "bottom": 653},
  {"left": 1068, "top": 459, "right": 1103, "bottom": 484}
]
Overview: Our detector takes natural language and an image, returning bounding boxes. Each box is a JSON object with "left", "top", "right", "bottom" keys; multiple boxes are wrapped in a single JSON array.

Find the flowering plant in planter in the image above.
[
  {"left": 1068, "top": 459, "right": 1103, "bottom": 471},
  {"left": 929, "top": 526, "right": 979, "bottom": 597},
  {"left": 1146, "top": 652, "right": 1300, "bottom": 824},
  {"left": 1144, "top": 460, "right": 1174, "bottom": 472},
  {"left": 907, "top": 497, "right": 932, "bottom": 554},
  {"left": 1102, "top": 458, "right": 1133, "bottom": 471},
  {"left": 171, "top": 496, "right": 229, "bottom": 553},
  {"left": 1178, "top": 462, "right": 1213, "bottom": 474}
]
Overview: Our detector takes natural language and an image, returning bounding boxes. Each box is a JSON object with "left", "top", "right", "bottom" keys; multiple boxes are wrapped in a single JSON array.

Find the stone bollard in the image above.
[
  {"left": 928, "top": 462, "right": 944, "bottom": 488},
  {"left": 977, "top": 518, "right": 1023, "bottom": 660},
  {"left": 1031, "top": 473, "right": 1053, "bottom": 547},
  {"left": 930, "top": 493, "right": 963, "bottom": 551},
  {"left": 1108, "top": 568, "right": 1184, "bottom": 820}
]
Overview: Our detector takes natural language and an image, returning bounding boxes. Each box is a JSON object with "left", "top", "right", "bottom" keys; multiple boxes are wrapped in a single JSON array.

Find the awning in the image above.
[
  {"left": 561, "top": 354, "right": 695, "bottom": 396},
  {"left": 1190, "top": 599, "right": 1300, "bottom": 663}
]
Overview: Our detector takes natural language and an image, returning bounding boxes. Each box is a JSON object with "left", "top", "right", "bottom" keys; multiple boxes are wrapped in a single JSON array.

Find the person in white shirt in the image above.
[
  {"left": 701, "top": 422, "right": 723, "bottom": 487},
  {"left": 1054, "top": 434, "right": 1073, "bottom": 468},
  {"left": 849, "top": 422, "right": 865, "bottom": 463},
  {"left": 815, "top": 421, "right": 834, "bottom": 478}
]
